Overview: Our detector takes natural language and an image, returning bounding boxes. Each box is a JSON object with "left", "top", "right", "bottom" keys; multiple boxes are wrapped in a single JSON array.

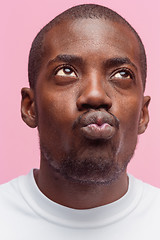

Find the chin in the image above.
[
  {"left": 59, "top": 155, "right": 128, "bottom": 185},
  {"left": 50, "top": 153, "right": 130, "bottom": 186},
  {"left": 40, "top": 140, "right": 135, "bottom": 186}
]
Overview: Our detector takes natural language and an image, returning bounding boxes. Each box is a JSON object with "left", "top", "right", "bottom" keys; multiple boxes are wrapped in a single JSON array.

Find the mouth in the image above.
[
  {"left": 81, "top": 123, "right": 115, "bottom": 140},
  {"left": 73, "top": 110, "right": 119, "bottom": 140}
]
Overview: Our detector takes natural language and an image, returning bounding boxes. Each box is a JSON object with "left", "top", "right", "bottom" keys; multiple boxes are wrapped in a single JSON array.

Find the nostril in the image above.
[
  {"left": 98, "top": 104, "right": 111, "bottom": 111},
  {"left": 81, "top": 103, "right": 111, "bottom": 111},
  {"left": 81, "top": 104, "right": 93, "bottom": 109}
]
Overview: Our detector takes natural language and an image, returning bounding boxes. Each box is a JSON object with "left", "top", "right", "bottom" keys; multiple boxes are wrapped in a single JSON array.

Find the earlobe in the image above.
[
  {"left": 138, "top": 96, "right": 151, "bottom": 135},
  {"left": 21, "top": 87, "right": 37, "bottom": 128}
]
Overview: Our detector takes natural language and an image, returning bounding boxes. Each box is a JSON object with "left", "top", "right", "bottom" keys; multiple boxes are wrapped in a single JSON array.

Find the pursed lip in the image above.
[{"left": 73, "top": 110, "right": 119, "bottom": 140}]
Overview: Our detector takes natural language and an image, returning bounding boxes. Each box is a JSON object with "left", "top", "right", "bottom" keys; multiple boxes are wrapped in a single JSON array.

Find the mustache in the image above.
[{"left": 72, "top": 110, "right": 120, "bottom": 130}]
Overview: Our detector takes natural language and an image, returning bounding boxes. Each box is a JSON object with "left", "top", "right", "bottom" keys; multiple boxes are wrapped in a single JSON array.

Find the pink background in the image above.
[{"left": 0, "top": 0, "right": 160, "bottom": 186}]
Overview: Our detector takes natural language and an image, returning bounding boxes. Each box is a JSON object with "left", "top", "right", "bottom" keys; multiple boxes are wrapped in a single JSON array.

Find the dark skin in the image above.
[{"left": 21, "top": 18, "right": 150, "bottom": 209}]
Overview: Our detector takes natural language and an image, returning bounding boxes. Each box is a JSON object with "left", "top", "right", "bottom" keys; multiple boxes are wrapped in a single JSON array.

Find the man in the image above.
[{"left": 0, "top": 3, "right": 160, "bottom": 239}]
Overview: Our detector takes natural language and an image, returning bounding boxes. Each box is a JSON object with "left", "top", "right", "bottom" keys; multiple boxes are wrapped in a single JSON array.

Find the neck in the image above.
[{"left": 34, "top": 162, "right": 128, "bottom": 210}]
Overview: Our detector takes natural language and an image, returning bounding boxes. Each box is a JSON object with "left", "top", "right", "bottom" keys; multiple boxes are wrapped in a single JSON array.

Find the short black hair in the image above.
[{"left": 28, "top": 4, "right": 147, "bottom": 90}]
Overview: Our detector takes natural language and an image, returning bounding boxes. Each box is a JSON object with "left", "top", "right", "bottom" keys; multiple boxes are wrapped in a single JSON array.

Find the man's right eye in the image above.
[{"left": 55, "top": 67, "right": 77, "bottom": 78}]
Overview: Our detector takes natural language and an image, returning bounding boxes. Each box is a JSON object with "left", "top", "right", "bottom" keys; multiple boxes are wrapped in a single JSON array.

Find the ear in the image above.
[
  {"left": 138, "top": 96, "right": 151, "bottom": 135},
  {"left": 21, "top": 88, "right": 37, "bottom": 128}
]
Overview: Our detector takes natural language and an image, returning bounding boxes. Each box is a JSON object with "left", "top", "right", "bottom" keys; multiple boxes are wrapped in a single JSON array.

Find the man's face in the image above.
[{"left": 25, "top": 18, "right": 150, "bottom": 184}]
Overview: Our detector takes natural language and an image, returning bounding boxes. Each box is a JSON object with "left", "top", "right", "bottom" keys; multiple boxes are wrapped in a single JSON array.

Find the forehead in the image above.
[{"left": 43, "top": 18, "right": 141, "bottom": 69}]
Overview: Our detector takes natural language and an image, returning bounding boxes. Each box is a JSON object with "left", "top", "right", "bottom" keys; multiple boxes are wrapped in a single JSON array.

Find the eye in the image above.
[
  {"left": 111, "top": 69, "right": 133, "bottom": 79},
  {"left": 109, "top": 69, "right": 135, "bottom": 89},
  {"left": 55, "top": 66, "right": 77, "bottom": 78}
]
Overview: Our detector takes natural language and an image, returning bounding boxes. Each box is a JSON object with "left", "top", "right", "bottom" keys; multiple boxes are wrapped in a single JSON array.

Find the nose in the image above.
[{"left": 76, "top": 76, "right": 112, "bottom": 111}]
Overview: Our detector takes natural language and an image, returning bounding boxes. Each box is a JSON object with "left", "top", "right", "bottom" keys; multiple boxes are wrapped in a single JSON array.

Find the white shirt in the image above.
[{"left": 0, "top": 169, "right": 160, "bottom": 239}]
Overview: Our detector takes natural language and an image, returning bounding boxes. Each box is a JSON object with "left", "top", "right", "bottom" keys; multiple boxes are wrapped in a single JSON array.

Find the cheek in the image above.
[
  {"left": 113, "top": 96, "right": 142, "bottom": 134},
  {"left": 111, "top": 97, "right": 142, "bottom": 158},
  {"left": 36, "top": 91, "right": 76, "bottom": 143}
]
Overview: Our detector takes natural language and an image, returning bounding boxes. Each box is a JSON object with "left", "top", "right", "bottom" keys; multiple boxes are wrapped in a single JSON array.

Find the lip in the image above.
[
  {"left": 81, "top": 123, "right": 115, "bottom": 140},
  {"left": 73, "top": 111, "right": 119, "bottom": 140}
]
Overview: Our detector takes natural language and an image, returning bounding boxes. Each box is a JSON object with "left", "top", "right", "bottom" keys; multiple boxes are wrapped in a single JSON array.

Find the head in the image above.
[
  {"left": 21, "top": 4, "right": 150, "bottom": 185},
  {"left": 28, "top": 4, "right": 147, "bottom": 90}
]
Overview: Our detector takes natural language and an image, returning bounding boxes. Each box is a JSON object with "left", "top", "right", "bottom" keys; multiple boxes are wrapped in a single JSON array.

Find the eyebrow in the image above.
[
  {"left": 47, "top": 54, "right": 137, "bottom": 71},
  {"left": 47, "top": 54, "right": 83, "bottom": 66},
  {"left": 104, "top": 57, "right": 138, "bottom": 72}
]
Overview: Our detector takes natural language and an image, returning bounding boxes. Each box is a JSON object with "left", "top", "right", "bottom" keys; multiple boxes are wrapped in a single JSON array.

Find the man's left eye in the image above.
[
  {"left": 112, "top": 70, "right": 132, "bottom": 79},
  {"left": 56, "top": 67, "right": 77, "bottom": 77}
]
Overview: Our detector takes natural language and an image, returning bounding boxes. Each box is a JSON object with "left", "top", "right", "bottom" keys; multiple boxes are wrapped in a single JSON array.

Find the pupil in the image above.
[
  {"left": 121, "top": 71, "right": 128, "bottom": 77},
  {"left": 64, "top": 68, "right": 71, "bottom": 74}
]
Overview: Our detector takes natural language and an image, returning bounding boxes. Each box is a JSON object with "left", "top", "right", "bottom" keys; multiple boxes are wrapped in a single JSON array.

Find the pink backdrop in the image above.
[{"left": 0, "top": 0, "right": 160, "bottom": 186}]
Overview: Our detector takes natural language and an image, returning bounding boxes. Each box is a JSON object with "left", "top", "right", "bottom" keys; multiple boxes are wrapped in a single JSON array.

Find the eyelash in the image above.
[
  {"left": 54, "top": 65, "right": 78, "bottom": 77},
  {"left": 54, "top": 65, "right": 135, "bottom": 81},
  {"left": 110, "top": 68, "right": 135, "bottom": 80}
]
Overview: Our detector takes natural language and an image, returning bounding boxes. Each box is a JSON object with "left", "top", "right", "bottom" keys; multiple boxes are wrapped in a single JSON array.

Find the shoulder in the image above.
[
  {"left": 0, "top": 175, "right": 24, "bottom": 207},
  {"left": 131, "top": 175, "right": 160, "bottom": 212},
  {"left": 137, "top": 177, "right": 160, "bottom": 197},
  {"left": 142, "top": 180, "right": 160, "bottom": 204},
  {"left": 129, "top": 174, "right": 160, "bottom": 194},
  {"left": 0, "top": 177, "right": 19, "bottom": 196},
  {"left": 0, "top": 170, "right": 34, "bottom": 209}
]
